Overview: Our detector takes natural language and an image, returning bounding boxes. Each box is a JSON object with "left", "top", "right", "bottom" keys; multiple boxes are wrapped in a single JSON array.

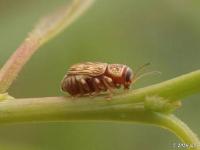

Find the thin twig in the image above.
[{"left": 0, "top": 0, "right": 94, "bottom": 92}]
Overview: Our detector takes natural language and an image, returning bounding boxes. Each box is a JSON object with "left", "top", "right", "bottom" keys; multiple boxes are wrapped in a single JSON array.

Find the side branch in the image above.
[{"left": 0, "top": 0, "right": 94, "bottom": 92}]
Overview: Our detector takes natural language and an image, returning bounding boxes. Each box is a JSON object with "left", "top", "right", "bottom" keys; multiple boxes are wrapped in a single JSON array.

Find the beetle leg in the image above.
[
  {"left": 80, "top": 78, "right": 90, "bottom": 93},
  {"left": 102, "top": 77, "right": 113, "bottom": 92},
  {"left": 101, "top": 76, "right": 122, "bottom": 90},
  {"left": 69, "top": 76, "right": 79, "bottom": 96},
  {"left": 65, "top": 78, "right": 70, "bottom": 91},
  {"left": 63, "top": 77, "right": 71, "bottom": 92},
  {"left": 91, "top": 78, "right": 101, "bottom": 95},
  {"left": 123, "top": 83, "right": 130, "bottom": 95},
  {"left": 71, "top": 76, "right": 80, "bottom": 95},
  {"left": 75, "top": 76, "right": 84, "bottom": 96},
  {"left": 94, "top": 78, "right": 106, "bottom": 91},
  {"left": 101, "top": 76, "right": 114, "bottom": 98},
  {"left": 104, "top": 76, "right": 115, "bottom": 88},
  {"left": 63, "top": 77, "right": 75, "bottom": 96},
  {"left": 123, "top": 84, "right": 130, "bottom": 90},
  {"left": 114, "top": 83, "right": 121, "bottom": 89}
]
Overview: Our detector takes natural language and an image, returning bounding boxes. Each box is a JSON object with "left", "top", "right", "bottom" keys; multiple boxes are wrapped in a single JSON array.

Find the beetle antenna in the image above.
[
  {"left": 133, "top": 71, "right": 161, "bottom": 83},
  {"left": 134, "top": 62, "right": 151, "bottom": 77},
  {"left": 132, "top": 63, "right": 161, "bottom": 83}
]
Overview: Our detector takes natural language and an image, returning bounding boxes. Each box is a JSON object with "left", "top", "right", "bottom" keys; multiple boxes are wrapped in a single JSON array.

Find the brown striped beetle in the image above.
[{"left": 61, "top": 62, "right": 155, "bottom": 97}]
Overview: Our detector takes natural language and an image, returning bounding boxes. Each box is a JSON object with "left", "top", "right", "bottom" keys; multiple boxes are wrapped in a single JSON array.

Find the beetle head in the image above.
[
  {"left": 123, "top": 67, "right": 133, "bottom": 89},
  {"left": 107, "top": 64, "right": 133, "bottom": 88}
]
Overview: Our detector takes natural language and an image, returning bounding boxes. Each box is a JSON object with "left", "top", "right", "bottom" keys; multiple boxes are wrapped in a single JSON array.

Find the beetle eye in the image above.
[{"left": 125, "top": 69, "right": 133, "bottom": 82}]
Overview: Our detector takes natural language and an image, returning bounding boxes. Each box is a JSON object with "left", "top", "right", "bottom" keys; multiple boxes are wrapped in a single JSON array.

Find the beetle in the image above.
[{"left": 61, "top": 62, "right": 152, "bottom": 96}]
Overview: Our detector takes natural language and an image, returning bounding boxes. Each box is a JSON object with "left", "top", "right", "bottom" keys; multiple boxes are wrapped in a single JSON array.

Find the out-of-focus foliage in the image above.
[{"left": 0, "top": 0, "right": 200, "bottom": 150}]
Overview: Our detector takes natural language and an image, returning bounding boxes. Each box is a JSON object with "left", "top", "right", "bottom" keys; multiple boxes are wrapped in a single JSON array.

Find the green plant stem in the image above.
[
  {"left": 0, "top": 70, "right": 199, "bottom": 124},
  {"left": 0, "top": 70, "right": 199, "bottom": 149},
  {"left": 121, "top": 70, "right": 200, "bottom": 104},
  {"left": 157, "top": 115, "right": 200, "bottom": 150},
  {"left": 139, "top": 113, "right": 200, "bottom": 150},
  {"left": 0, "top": 0, "right": 94, "bottom": 93},
  {"left": 0, "top": 97, "right": 199, "bottom": 149}
]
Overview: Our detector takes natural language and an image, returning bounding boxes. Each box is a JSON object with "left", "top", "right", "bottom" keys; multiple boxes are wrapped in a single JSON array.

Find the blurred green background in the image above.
[{"left": 0, "top": 0, "right": 200, "bottom": 150}]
